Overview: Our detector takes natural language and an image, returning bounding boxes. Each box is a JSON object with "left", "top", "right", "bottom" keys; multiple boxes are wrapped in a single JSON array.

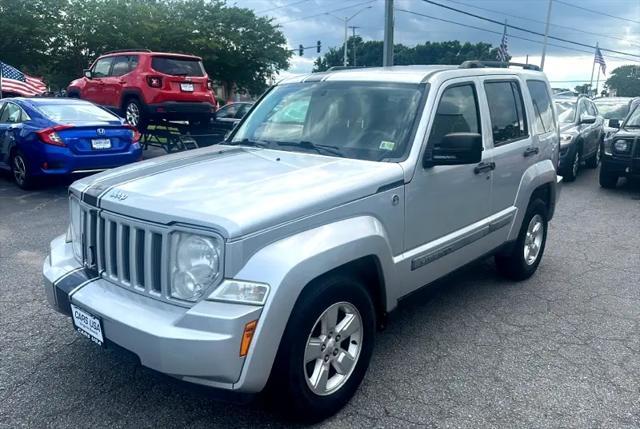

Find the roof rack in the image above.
[
  {"left": 103, "top": 49, "right": 152, "bottom": 55},
  {"left": 324, "top": 66, "right": 369, "bottom": 72},
  {"left": 459, "top": 60, "right": 541, "bottom": 71}
]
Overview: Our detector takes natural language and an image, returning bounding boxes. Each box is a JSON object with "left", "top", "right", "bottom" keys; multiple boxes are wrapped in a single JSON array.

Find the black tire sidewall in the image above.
[
  {"left": 513, "top": 199, "right": 548, "bottom": 278},
  {"left": 11, "top": 151, "right": 32, "bottom": 190},
  {"left": 562, "top": 145, "right": 580, "bottom": 181},
  {"left": 270, "top": 275, "right": 375, "bottom": 421},
  {"left": 125, "top": 99, "right": 147, "bottom": 130}
]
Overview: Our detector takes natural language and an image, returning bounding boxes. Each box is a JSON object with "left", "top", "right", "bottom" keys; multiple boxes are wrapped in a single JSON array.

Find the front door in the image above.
[
  {"left": 101, "top": 55, "right": 130, "bottom": 108},
  {"left": 84, "top": 57, "right": 113, "bottom": 105},
  {"left": 403, "top": 79, "right": 494, "bottom": 293}
]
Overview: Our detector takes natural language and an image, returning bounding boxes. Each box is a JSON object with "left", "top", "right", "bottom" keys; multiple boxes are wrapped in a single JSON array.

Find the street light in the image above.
[{"left": 327, "top": 6, "right": 372, "bottom": 67}]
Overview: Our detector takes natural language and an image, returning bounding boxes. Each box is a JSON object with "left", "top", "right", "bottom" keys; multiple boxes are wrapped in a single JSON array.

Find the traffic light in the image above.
[
  {"left": 317, "top": 41, "right": 321, "bottom": 53},
  {"left": 299, "top": 44, "right": 304, "bottom": 56}
]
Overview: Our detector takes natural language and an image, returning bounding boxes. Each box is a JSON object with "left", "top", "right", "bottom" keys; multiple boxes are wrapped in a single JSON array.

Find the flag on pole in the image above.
[
  {"left": 0, "top": 62, "right": 46, "bottom": 96},
  {"left": 594, "top": 47, "right": 606, "bottom": 75},
  {"left": 497, "top": 22, "right": 509, "bottom": 62}
]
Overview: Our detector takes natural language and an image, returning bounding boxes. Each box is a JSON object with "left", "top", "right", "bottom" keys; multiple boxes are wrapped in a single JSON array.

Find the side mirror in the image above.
[
  {"left": 608, "top": 118, "right": 620, "bottom": 129},
  {"left": 424, "top": 132, "right": 483, "bottom": 167},
  {"left": 580, "top": 114, "right": 596, "bottom": 124},
  {"left": 83, "top": 69, "right": 92, "bottom": 79}
]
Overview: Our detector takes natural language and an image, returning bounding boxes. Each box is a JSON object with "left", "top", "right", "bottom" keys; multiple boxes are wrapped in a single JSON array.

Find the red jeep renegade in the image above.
[{"left": 67, "top": 49, "right": 217, "bottom": 129}]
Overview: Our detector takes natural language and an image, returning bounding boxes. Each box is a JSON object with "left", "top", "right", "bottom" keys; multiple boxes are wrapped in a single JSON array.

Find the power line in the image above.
[
  {"left": 277, "top": 0, "right": 376, "bottom": 25},
  {"left": 443, "top": 0, "right": 640, "bottom": 48},
  {"left": 395, "top": 8, "right": 640, "bottom": 64},
  {"left": 420, "top": 0, "right": 640, "bottom": 60},
  {"left": 256, "top": 0, "right": 311, "bottom": 14},
  {"left": 554, "top": 0, "right": 640, "bottom": 26}
]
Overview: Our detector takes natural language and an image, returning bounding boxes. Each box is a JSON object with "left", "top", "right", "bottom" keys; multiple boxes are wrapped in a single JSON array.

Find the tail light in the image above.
[
  {"left": 37, "top": 125, "right": 73, "bottom": 146},
  {"left": 207, "top": 80, "right": 213, "bottom": 90},
  {"left": 146, "top": 76, "right": 162, "bottom": 88},
  {"left": 125, "top": 125, "right": 142, "bottom": 142}
]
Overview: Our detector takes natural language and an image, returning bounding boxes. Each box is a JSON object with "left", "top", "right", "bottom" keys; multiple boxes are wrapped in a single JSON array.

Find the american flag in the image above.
[
  {"left": 594, "top": 47, "right": 606, "bottom": 75},
  {"left": 0, "top": 62, "right": 46, "bottom": 96},
  {"left": 497, "top": 24, "right": 508, "bottom": 62}
]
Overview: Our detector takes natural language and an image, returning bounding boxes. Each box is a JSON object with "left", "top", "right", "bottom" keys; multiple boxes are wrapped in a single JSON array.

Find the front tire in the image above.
[
  {"left": 267, "top": 274, "right": 375, "bottom": 422},
  {"left": 562, "top": 146, "right": 581, "bottom": 182},
  {"left": 585, "top": 143, "right": 601, "bottom": 169},
  {"left": 599, "top": 165, "right": 618, "bottom": 189},
  {"left": 495, "top": 199, "right": 548, "bottom": 281}
]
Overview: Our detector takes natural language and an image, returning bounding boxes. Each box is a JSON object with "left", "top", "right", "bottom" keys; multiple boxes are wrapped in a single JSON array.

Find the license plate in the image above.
[
  {"left": 71, "top": 304, "right": 104, "bottom": 347},
  {"left": 180, "top": 83, "right": 194, "bottom": 92},
  {"left": 91, "top": 138, "right": 111, "bottom": 149}
]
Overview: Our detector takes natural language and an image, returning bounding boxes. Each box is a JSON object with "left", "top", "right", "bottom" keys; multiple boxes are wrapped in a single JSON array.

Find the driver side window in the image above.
[
  {"left": 0, "top": 103, "right": 23, "bottom": 123},
  {"left": 428, "top": 83, "right": 480, "bottom": 149}
]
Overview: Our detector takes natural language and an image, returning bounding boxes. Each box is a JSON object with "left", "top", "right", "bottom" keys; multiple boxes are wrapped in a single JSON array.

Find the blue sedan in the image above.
[{"left": 0, "top": 97, "right": 142, "bottom": 189}]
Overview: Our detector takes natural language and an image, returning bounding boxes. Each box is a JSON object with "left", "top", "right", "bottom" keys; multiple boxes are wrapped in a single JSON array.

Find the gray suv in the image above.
[{"left": 43, "top": 61, "right": 561, "bottom": 421}]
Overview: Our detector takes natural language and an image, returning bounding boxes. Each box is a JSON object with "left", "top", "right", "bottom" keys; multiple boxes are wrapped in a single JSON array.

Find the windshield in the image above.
[
  {"left": 594, "top": 101, "right": 629, "bottom": 120},
  {"left": 554, "top": 100, "right": 576, "bottom": 123},
  {"left": 230, "top": 81, "right": 426, "bottom": 161},
  {"left": 624, "top": 104, "right": 640, "bottom": 127},
  {"left": 37, "top": 103, "right": 120, "bottom": 122},
  {"left": 151, "top": 56, "right": 205, "bottom": 76}
]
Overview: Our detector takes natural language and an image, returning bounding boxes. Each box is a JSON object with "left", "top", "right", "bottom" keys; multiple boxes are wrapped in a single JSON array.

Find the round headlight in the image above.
[
  {"left": 614, "top": 140, "right": 630, "bottom": 152},
  {"left": 170, "top": 233, "right": 221, "bottom": 301}
]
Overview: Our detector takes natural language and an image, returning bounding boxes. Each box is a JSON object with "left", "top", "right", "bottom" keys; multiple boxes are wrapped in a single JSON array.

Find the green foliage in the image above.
[
  {"left": 314, "top": 37, "right": 505, "bottom": 71},
  {"left": 574, "top": 83, "right": 591, "bottom": 94},
  {"left": 605, "top": 65, "right": 640, "bottom": 97},
  {"left": 0, "top": 0, "right": 290, "bottom": 94}
]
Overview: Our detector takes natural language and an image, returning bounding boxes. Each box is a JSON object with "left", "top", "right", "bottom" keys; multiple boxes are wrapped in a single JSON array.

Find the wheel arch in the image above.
[{"left": 120, "top": 88, "right": 145, "bottom": 110}]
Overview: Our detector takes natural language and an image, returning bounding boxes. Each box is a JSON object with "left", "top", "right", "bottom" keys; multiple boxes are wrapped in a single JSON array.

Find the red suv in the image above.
[{"left": 67, "top": 49, "right": 217, "bottom": 129}]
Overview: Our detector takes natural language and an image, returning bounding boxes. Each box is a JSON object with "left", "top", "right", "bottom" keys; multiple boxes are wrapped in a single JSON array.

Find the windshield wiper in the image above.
[
  {"left": 274, "top": 141, "right": 344, "bottom": 157},
  {"left": 228, "top": 138, "right": 271, "bottom": 148}
]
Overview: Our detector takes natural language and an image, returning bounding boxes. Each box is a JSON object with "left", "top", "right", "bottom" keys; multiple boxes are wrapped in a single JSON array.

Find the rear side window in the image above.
[
  {"left": 428, "top": 84, "right": 480, "bottom": 149},
  {"left": 484, "top": 81, "right": 528, "bottom": 145},
  {"left": 526, "top": 80, "right": 555, "bottom": 134},
  {"left": 151, "top": 56, "right": 205, "bottom": 76},
  {"left": 110, "top": 56, "right": 130, "bottom": 77}
]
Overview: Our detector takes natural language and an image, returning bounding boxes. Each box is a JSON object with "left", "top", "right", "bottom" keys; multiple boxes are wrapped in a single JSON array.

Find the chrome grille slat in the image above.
[
  {"left": 144, "top": 231, "right": 155, "bottom": 294},
  {"left": 116, "top": 223, "right": 125, "bottom": 283},
  {"left": 129, "top": 227, "right": 139, "bottom": 289}
]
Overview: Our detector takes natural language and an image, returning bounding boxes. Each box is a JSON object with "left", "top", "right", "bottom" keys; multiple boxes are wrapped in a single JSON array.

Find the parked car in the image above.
[
  {"left": 44, "top": 62, "right": 560, "bottom": 421},
  {"left": 209, "top": 101, "right": 254, "bottom": 140},
  {"left": 554, "top": 95, "right": 604, "bottom": 181},
  {"left": 599, "top": 102, "right": 640, "bottom": 188},
  {"left": 67, "top": 49, "right": 217, "bottom": 130},
  {"left": 594, "top": 97, "right": 640, "bottom": 139},
  {"left": 0, "top": 97, "right": 141, "bottom": 189}
]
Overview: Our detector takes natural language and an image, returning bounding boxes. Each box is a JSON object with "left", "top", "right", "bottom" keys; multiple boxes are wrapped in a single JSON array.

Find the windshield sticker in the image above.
[{"left": 379, "top": 140, "right": 396, "bottom": 151}]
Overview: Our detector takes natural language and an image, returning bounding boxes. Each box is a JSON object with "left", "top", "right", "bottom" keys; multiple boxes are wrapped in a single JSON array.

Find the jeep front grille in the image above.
[{"left": 80, "top": 205, "right": 169, "bottom": 300}]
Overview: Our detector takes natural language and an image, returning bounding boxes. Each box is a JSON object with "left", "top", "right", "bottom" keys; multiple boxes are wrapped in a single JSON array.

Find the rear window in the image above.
[
  {"left": 151, "top": 56, "right": 205, "bottom": 76},
  {"left": 37, "top": 103, "right": 120, "bottom": 122}
]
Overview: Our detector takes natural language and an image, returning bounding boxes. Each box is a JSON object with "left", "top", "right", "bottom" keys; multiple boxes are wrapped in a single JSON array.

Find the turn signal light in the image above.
[
  {"left": 37, "top": 125, "right": 73, "bottom": 147},
  {"left": 240, "top": 320, "right": 258, "bottom": 357}
]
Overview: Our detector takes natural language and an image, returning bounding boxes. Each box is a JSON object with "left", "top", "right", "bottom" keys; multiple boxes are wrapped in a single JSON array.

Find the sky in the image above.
[{"left": 232, "top": 0, "right": 640, "bottom": 89}]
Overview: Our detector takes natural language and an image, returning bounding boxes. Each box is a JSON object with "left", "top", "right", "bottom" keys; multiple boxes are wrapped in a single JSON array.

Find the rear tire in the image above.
[
  {"left": 495, "top": 199, "right": 548, "bottom": 281},
  {"left": 10, "top": 150, "right": 35, "bottom": 190},
  {"left": 599, "top": 165, "right": 618, "bottom": 189},
  {"left": 266, "top": 274, "right": 375, "bottom": 422},
  {"left": 124, "top": 98, "right": 147, "bottom": 131}
]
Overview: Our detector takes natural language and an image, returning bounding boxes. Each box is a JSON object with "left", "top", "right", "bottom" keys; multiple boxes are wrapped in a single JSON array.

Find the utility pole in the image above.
[
  {"left": 349, "top": 26, "right": 360, "bottom": 66},
  {"left": 383, "top": 0, "right": 394, "bottom": 66},
  {"left": 328, "top": 6, "right": 371, "bottom": 68},
  {"left": 540, "top": 0, "right": 553, "bottom": 70}
]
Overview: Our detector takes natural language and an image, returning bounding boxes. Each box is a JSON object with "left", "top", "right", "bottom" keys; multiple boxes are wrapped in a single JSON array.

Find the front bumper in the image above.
[
  {"left": 601, "top": 155, "right": 640, "bottom": 177},
  {"left": 43, "top": 235, "right": 262, "bottom": 390}
]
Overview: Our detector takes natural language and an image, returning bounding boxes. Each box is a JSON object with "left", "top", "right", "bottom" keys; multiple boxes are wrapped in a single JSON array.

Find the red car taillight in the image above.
[
  {"left": 125, "top": 125, "right": 142, "bottom": 142},
  {"left": 146, "top": 76, "right": 162, "bottom": 88},
  {"left": 37, "top": 125, "right": 73, "bottom": 147},
  {"left": 207, "top": 80, "right": 213, "bottom": 90}
]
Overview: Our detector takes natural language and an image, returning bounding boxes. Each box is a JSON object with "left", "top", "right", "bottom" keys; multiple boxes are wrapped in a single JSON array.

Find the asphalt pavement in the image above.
[{"left": 1, "top": 165, "right": 640, "bottom": 428}]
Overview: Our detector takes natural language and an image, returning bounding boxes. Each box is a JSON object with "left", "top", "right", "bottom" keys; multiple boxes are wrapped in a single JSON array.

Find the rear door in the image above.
[
  {"left": 480, "top": 76, "right": 533, "bottom": 239},
  {"left": 526, "top": 79, "right": 559, "bottom": 169}
]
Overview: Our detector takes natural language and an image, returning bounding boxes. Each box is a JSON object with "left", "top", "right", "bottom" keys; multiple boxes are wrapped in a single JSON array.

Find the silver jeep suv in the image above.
[{"left": 43, "top": 61, "right": 561, "bottom": 421}]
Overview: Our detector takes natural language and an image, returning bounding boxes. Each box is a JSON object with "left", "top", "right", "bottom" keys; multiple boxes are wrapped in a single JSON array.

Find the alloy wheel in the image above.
[
  {"left": 304, "top": 301, "right": 363, "bottom": 396},
  {"left": 524, "top": 214, "right": 544, "bottom": 266},
  {"left": 12, "top": 155, "right": 26, "bottom": 186},
  {"left": 126, "top": 102, "right": 140, "bottom": 127}
]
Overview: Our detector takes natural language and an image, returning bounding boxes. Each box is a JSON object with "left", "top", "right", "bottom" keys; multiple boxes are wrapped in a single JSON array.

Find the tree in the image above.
[
  {"left": 314, "top": 38, "right": 504, "bottom": 71},
  {"left": 574, "top": 83, "right": 591, "bottom": 94},
  {"left": 0, "top": 0, "right": 290, "bottom": 94},
  {"left": 605, "top": 65, "right": 640, "bottom": 97}
]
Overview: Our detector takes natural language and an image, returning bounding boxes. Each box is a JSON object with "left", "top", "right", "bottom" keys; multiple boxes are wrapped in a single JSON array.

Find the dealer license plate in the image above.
[
  {"left": 71, "top": 304, "right": 104, "bottom": 347},
  {"left": 180, "top": 82, "right": 194, "bottom": 92},
  {"left": 91, "top": 138, "right": 111, "bottom": 149}
]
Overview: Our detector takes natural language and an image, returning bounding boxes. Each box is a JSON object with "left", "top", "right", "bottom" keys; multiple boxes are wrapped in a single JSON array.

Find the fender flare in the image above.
[
  {"left": 120, "top": 88, "right": 146, "bottom": 110},
  {"left": 231, "top": 215, "right": 395, "bottom": 392},
  {"left": 510, "top": 159, "right": 558, "bottom": 241}
]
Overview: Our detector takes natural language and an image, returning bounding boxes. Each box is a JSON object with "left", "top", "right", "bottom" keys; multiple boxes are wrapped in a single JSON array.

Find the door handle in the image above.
[
  {"left": 474, "top": 161, "right": 495, "bottom": 174},
  {"left": 523, "top": 147, "right": 539, "bottom": 157}
]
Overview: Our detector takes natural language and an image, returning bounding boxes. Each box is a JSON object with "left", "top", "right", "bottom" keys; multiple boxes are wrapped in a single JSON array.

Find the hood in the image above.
[{"left": 74, "top": 146, "right": 404, "bottom": 238}]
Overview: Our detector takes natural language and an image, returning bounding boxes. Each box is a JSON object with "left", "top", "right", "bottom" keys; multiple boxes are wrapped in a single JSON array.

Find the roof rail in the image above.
[
  {"left": 324, "top": 65, "right": 369, "bottom": 72},
  {"left": 103, "top": 49, "right": 152, "bottom": 55},
  {"left": 459, "top": 60, "right": 541, "bottom": 71}
]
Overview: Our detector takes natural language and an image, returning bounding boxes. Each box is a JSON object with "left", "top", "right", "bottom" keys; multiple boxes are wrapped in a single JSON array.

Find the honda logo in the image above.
[{"left": 96, "top": 128, "right": 106, "bottom": 136}]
